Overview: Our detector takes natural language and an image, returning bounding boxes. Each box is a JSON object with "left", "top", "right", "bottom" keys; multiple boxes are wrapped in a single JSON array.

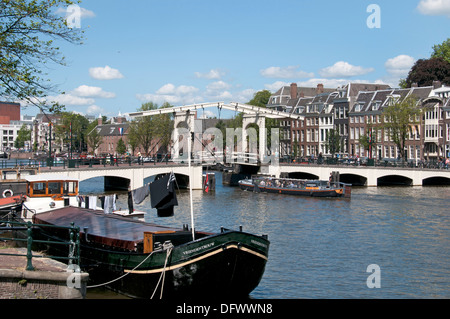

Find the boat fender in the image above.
[{"left": 2, "top": 189, "right": 13, "bottom": 198}]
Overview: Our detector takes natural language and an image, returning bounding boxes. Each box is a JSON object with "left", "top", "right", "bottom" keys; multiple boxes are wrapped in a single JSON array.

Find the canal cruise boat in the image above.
[{"left": 239, "top": 176, "right": 351, "bottom": 198}]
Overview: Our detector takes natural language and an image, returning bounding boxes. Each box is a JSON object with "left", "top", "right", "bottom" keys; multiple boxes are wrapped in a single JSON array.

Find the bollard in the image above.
[{"left": 26, "top": 222, "right": 35, "bottom": 271}]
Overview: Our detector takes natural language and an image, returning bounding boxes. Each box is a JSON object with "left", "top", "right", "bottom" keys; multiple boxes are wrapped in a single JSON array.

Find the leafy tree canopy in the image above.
[
  {"left": 0, "top": 0, "right": 83, "bottom": 113},
  {"left": 405, "top": 57, "right": 450, "bottom": 88}
]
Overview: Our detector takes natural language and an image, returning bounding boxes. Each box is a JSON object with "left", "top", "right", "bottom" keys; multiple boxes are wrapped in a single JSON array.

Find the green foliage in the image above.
[
  {"left": 324, "top": 129, "right": 342, "bottom": 157},
  {"left": 0, "top": 0, "right": 83, "bottom": 112},
  {"left": 116, "top": 138, "right": 126, "bottom": 155},
  {"left": 128, "top": 102, "right": 174, "bottom": 155},
  {"left": 14, "top": 124, "right": 32, "bottom": 149},
  {"left": 382, "top": 95, "right": 421, "bottom": 160},
  {"left": 431, "top": 38, "right": 450, "bottom": 63}
]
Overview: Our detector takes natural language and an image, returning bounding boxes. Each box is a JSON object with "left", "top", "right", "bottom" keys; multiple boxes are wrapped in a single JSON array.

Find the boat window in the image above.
[
  {"left": 32, "top": 182, "right": 46, "bottom": 195},
  {"left": 63, "top": 181, "right": 77, "bottom": 194},
  {"left": 48, "top": 182, "right": 61, "bottom": 195}
]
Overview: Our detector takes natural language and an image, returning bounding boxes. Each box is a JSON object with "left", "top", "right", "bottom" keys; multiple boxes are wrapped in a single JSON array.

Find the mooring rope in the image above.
[
  {"left": 86, "top": 250, "right": 156, "bottom": 289},
  {"left": 151, "top": 247, "right": 173, "bottom": 299}
]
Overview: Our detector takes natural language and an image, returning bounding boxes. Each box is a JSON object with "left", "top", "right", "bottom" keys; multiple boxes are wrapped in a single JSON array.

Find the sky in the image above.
[{"left": 21, "top": 0, "right": 450, "bottom": 119}]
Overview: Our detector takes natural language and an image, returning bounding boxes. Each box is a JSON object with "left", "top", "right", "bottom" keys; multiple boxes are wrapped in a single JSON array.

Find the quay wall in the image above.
[
  {"left": 0, "top": 248, "right": 89, "bottom": 299},
  {"left": 0, "top": 269, "right": 88, "bottom": 299}
]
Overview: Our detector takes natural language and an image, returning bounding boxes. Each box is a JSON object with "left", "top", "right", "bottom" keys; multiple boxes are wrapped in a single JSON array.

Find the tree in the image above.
[
  {"left": 128, "top": 102, "right": 174, "bottom": 156},
  {"left": 431, "top": 38, "right": 450, "bottom": 63},
  {"left": 0, "top": 0, "right": 83, "bottom": 113},
  {"left": 324, "top": 129, "right": 342, "bottom": 158},
  {"left": 382, "top": 95, "right": 421, "bottom": 161},
  {"left": 14, "top": 124, "right": 31, "bottom": 149},
  {"left": 405, "top": 57, "right": 450, "bottom": 88},
  {"left": 86, "top": 127, "right": 102, "bottom": 155},
  {"left": 116, "top": 138, "right": 126, "bottom": 155}
]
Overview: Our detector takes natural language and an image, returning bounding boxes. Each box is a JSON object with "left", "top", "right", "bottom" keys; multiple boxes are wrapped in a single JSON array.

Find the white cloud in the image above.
[
  {"left": 72, "top": 85, "right": 116, "bottom": 98},
  {"left": 176, "top": 85, "right": 199, "bottom": 95},
  {"left": 156, "top": 83, "right": 176, "bottom": 95},
  {"left": 319, "top": 61, "right": 374, "bottom": 78},
  {"left": 264, "top": 81, "right": 290, "bottom": 91},
  {"left": 46, "top": 94, "right": 95, "bottom": 106},
  {"left": 89, "top": 66, "right": 124, "bottom": 80},
  {"left": 195, "top": 69, "right": 225, "bottom": 80},
  {"left": 384, "top": 55, "right": 416, "bottom": 77},
  {"left": 137, "top": 83, "right": 201, "bottom": 105},
  {"left": 86, "top": 105, "right": 104, "bottom": 115},
  {"left": 417, "top": 0, "right": 450, "bottom": 17},
  {"left": 260, "top": 66, "right": 314, "bottom": 79}
]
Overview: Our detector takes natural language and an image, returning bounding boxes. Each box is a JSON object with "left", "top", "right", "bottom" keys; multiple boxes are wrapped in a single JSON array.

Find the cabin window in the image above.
[
  {"left": 64, "top": 181, "right": 77, "bottom": 194},
  {"left": 48, "top": 182, "right": 61, "bottom": 194},
  {"left": 33, "top": 182, "right": 46, "bottom": 194}
]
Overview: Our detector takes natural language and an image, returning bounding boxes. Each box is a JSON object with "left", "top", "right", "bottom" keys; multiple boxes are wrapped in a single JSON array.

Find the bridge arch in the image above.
[
  {"left": 377, "top": 174, "right": 413, "bottom": 186},
  {"left": 282, "top": 171, "right": 319, "bottom": 180},
  {"left": 339, "top": 173, "right": 367, "bottom": 186},
  {"left": 422, "top": 176, "right": 450, "bottom": 186}
]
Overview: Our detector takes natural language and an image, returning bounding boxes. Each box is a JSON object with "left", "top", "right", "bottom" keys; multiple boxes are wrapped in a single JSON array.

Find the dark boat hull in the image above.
[
  {"left": 239, "top": 180, "right": 349, "bottom": 198},
  {"left": 84, "top": 233, "right": 268, "bottom": 298},
  {"left": 32, "top": 207, "right": 269, "bottom": 299}
]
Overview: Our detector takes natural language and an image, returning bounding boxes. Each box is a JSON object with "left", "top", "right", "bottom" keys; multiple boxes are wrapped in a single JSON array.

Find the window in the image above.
[
  {"left": 48, "top": 182, "right": 61, "bottom": 195},
  {"left": 32, "top": 182, "right": 46, "bottom": 195}
]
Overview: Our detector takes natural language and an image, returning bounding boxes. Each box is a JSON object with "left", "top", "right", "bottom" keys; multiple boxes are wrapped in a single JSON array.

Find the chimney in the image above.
[
  {"left": 290, "top": 83, "right": 298, "bottom": 99},
  {"left": 411, "top": 83, "right": 418, "bottom": 88},
  {"left": 97, "top": 114, "right": 102, "bottom": 126},
  {"left": 317, "top": 83, "right": 324, "bottom": 94},
  {"left": 300, "top": 92, "right": 305, "bottom": 98},
  {"left": 433, "top": 80, "right": 442, "bottom": 89}
]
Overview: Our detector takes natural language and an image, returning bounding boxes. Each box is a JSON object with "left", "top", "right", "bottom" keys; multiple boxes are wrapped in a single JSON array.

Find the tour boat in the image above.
[{"left": 239, "top": 176, "right": 351, "bottom": 198}]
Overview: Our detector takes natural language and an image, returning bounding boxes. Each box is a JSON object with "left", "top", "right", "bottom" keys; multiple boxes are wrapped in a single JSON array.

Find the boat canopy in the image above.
[{"left": 24, "top": 174, "right": 79, "bottom": 183}]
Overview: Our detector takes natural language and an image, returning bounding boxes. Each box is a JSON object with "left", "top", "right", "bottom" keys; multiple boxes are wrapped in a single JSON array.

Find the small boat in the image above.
[{"left": 239, "top": 176, "right": 351, "bottom": 198}]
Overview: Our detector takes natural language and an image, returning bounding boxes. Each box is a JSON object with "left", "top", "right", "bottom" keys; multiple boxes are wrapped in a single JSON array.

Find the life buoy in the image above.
[{"left": 2, "top": 189, "right": 13, "bottom": 198}]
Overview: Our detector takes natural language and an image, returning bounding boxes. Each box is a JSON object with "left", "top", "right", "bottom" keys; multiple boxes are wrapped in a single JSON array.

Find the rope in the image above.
[
  {"left": 151, "top": 247, "right": 173, "bottom": 299},
  {"left": 86, "top": 251, "right": 156, "bottom": 289}
]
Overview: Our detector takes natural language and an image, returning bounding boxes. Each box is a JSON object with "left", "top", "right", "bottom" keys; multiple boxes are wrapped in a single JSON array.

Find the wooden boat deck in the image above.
[{"left": 32, "top": 206, "right": 183, "bottom": 250}]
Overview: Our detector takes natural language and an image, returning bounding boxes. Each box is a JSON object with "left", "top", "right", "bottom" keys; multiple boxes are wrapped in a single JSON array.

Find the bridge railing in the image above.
[{"left": 280, "top": 156, "right": 449, "bottom": 170}]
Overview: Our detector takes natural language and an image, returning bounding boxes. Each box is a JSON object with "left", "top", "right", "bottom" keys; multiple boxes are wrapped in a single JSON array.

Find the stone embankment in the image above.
[{"left": 0, "top": 247, "right": 88, "bottom": 299}]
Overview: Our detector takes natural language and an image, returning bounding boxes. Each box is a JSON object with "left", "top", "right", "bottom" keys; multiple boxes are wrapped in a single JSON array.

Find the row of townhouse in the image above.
[{"left": 267, "top": 81, "right": 450, "bottom": 162}]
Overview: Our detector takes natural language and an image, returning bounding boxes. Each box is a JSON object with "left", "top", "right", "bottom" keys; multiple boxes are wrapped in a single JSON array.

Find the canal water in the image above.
[{"left": 80, "top": 172, "right": 450, "bottom": 299}]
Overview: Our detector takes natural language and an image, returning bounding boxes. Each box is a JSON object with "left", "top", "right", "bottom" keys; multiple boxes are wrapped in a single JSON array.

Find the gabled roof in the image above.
[{"left": 96, "top": 123, "right": 129, "bottom": 137}]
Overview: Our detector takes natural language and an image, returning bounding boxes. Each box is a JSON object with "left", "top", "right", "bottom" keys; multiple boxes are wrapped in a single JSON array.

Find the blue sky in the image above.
[{"left": 24, "top": 0, "right": 450, "bottom": 119}]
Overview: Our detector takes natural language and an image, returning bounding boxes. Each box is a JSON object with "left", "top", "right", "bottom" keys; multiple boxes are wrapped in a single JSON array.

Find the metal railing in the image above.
[{"left": 0, "top": 220, "right": 80, "bottom": 271}]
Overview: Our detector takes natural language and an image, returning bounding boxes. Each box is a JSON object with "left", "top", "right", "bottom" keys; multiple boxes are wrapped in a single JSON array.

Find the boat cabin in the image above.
[{"left": 25, "top": 174, "right": 78, "bottom": 199}]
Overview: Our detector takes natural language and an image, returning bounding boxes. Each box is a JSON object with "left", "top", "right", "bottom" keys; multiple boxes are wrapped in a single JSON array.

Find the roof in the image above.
[
  {"left": 24, "top": 174, "right": 79, "bottom": 182},
  {"left": 95, "top": 123, "right": 129, "bottom": 136},
  {"left": 33, "top": 207, "right": 182, "bottom": 250}
]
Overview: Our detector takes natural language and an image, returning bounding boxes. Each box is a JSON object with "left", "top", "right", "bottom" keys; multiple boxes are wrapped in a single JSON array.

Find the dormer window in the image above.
[{"left": 372, "top": 101, "right": 381, "bottom": 111}]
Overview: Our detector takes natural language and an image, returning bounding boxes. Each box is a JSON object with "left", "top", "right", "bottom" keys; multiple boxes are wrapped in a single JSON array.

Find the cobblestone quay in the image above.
[{"left": 0, "top": 247, "right": 88, "bottom": 299}]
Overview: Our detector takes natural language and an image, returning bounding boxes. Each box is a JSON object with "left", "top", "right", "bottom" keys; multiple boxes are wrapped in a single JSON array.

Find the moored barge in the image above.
[{"left": 239, "top": 176, "right": 351, "bottom": 198}]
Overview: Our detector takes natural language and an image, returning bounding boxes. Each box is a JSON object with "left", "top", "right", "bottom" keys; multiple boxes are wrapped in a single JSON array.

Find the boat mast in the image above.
[{"left": 188, "top": 131, "right": 195, "bottom": 240}]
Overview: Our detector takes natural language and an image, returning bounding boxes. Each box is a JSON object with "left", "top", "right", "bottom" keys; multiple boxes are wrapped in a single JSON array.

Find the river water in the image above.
[{"left": 80, "top": 172, "right": 450, "bottom": 299}]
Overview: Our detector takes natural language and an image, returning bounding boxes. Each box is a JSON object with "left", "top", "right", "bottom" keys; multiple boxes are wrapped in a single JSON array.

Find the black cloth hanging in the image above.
[
  {"left": 150, "top": 173, "right": 177, "bottom": 217},
  {"left": 127, "top": 191, "right": 134, "bottom": 214}
]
